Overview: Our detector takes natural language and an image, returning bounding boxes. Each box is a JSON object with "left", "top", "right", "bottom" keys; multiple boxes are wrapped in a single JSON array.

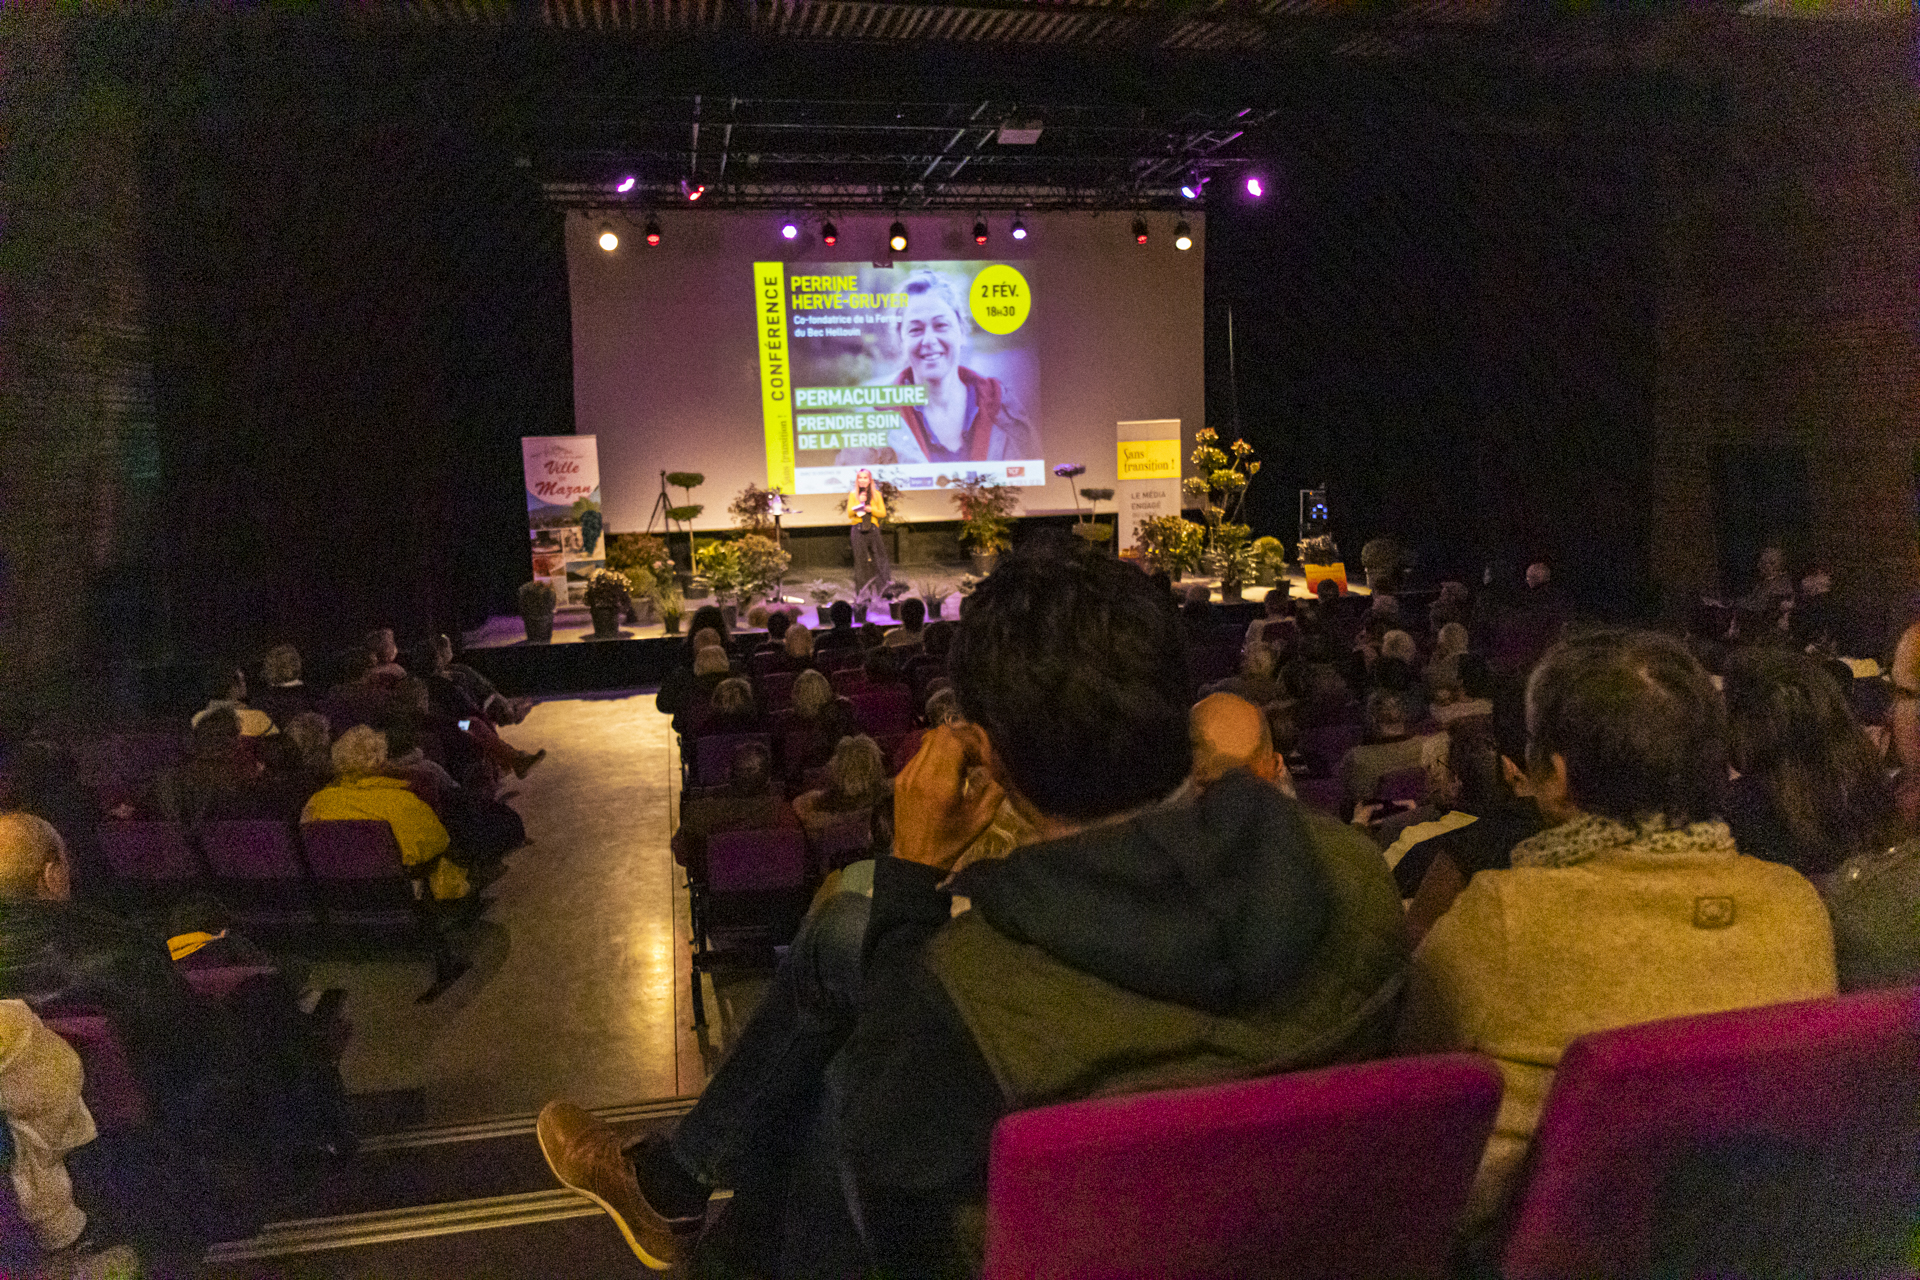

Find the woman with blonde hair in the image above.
[
  {"left": 794, "top": 734, "right": 894, "bottom": 856},
  {"left": 301, "top": 726, "right": 467, "bottom": 902},
  {"left": 781, "top": 670, "right": 860, "bottom": 788},
  {"left": 781, "top": 622, "right": 816, "bottom": 671}
]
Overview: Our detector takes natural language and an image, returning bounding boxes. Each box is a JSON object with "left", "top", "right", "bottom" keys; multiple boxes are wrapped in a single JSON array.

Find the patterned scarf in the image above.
[{"left": 1511, "top": 812, "right": 1737, "bottom": 868}]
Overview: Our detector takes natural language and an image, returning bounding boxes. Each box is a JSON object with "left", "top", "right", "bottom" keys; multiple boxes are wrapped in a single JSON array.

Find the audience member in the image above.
[
  {"left": 779, "top": 622, "right": 816, "bottom": 671},
  {"left": 424, "top": 634, "right": 525, "bottom": 725},
  {"left": 1201, "top": 639, "right": 1286, "bottom": 707},
  {"left": 1338, "top": 691, "right": 1440, "bottom": 812},
  {"left": 1245, "top": 589, "right": 1293, "bottom": 647},
  {"left": 881, "top": 597, "right": 927, "bottom": 650},
  {"left": 672, "top": 744, "right": 789, "bottom": 879},
  {"left": 151, "top": 709, "right": 263, "bottom": 824},
  {"left": 1397, "top": 630, "right": 1837, "bottom": 1232},
  {"left": 699, "top": 678, "right": 762, "bottom": 736},
  {"left": 365, "top": 628, "right": 407, "bottom": 681},
  {"left": 539, "top": 548, "right": 1412, "bottom": 1276},
  {"left": 686, "top": 607, "right": 732, "bottom": 652},
  {"left": 792, "top": 735, "right": 893, "bottom": 852},
  {"left": 301, "top": 727, "right": 466, "bottom": 903},
  {"left": 1426, "top": 580, "right": 1471, "bottom": 635},
  {"left": 191, "top": 667, "right": 274, "bottom": 737},
  {"left": 252, "top": 644, "right": 317, "bottom": 728},
  {"left": 1429, "top": 650, "right": 1495, "bottom": 724},
  {"left": 1723, "top": 647, "right": 1903, "bottom": 878},
  {"left": 323, "top": 649, "right": 399, "bottom": 733},
  {"left": 0, "top": 996, "right": 114, "bottom": 1267},
  {"left": 814, "top": 601, "right": 858, "bottom": 652},
  {"left": 859, "top": 646, "right": 909, "bottom": 691},
  {"left": 781, "top": 671, "right": 859, "bottom": 786},
  {"left": 764, "top": 611, "right": 793, "bottom": 649}
]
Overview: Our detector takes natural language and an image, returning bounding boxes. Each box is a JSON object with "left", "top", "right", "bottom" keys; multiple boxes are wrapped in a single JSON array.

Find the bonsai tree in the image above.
[
  {"left": 1076, "top": 486, "right": 1116, "bottom": 545},
  {"left": 731, "top": 533, "right": 793, "bottom": 601},
  {"left": 518, "top": 579, "right": 557, "bottom": 619},
  {"left": 666, "top": 471, "right": 706, "bottom": 566},
  {"left": 952, "top": 476, "right": 1018, "bottom": 558},
  {"left": 584, "top": 568, "right": 633, "bottom": 611},
  {"left": 729, "top": 483, "right": 779, "bottom": 535},
  {"left": 1134, "top": 514, "right": 1206, "bottom": 576},
  {"left": 1181, "top": 428, "right": 1260, "bottom": 553}
]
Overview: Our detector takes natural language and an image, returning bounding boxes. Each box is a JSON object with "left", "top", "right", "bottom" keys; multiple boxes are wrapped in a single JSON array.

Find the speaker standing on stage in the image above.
[{"left": 846, "top": 468, "right": 891, "bottom": 593}]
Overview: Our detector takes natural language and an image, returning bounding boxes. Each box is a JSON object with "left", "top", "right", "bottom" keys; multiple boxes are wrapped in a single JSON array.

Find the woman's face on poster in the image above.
[{"left": 901, "top": 288, "right": 964, "bottom": 384}]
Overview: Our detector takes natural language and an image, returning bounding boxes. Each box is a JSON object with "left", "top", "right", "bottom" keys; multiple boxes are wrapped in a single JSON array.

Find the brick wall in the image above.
[{"left": 1650, "top": 20, "right": 1919, "bottom": 636}]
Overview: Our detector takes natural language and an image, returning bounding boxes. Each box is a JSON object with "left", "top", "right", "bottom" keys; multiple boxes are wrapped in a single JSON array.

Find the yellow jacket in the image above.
[
  {"left": 846, "top": 488, "right": 887, "bottom": 524},
  {"left": 301, "top": 774, "right": 467, "bottom": 900}
]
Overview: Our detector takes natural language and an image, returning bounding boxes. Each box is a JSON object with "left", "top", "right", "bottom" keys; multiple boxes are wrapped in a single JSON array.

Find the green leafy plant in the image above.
[
  {"left": 1180, "top": 428, "right": 1260, "bottom": 552},
  {"left": 952, "top": 476, "right": 1018, "bottom": 555},
  {"left": 652, "top": 578, "right": 685, "bottom": 624},
  {"left": 876, "top": 478, "right": 904, "bottom": 532},
  {"left": 731, "top": 534, "right": 792, "bottom": 600},
  {"left": 695, "top": 539, "right": 744, "bottom": 602},
  {"left": 518, "top": 579, "right": 557, "bottom": 618},
  {"left": 1211, "top": 522, "right": 1256, "bottom": 590},
  {"left": 584, "top": 568, "right": 632, "bottom": 609},
  {"left": 1134, "top": 514, "right": 1206, "bottom": 576},
  {"left": 1299, "top": 533, "right": 1340, "bottom": 565},
  {"left": 914, "top": 577, "right": 950, "bottom": 603},
  {"left": 1251, "top": 535, "right": 1288, "bottom": 583}
]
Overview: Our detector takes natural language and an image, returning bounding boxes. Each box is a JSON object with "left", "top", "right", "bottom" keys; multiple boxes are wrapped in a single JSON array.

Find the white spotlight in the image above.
[{"left": 597, "top": 224, "right": 619, "bottom": 252}]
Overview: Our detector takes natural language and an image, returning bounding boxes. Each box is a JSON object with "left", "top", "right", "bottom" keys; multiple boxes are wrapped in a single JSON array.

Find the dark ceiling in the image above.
[{"left": 323, "top": 0, "right": 1885, "bottom": 212}]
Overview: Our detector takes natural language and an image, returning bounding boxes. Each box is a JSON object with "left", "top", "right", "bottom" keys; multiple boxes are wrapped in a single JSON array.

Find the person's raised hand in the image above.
[{"left": 893, "top": 724, "right": 1005, "bottom": 872}]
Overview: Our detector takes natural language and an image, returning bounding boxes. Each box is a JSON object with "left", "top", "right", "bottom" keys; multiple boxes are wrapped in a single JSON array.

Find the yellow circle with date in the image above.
[{"left": 969, "top": 264, "right": 1032, "bottom": 335}]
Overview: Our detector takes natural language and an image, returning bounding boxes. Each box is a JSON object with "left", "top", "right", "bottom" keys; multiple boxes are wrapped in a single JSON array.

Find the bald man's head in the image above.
[
  {"left": 1189, "top": 693, "right": 1280, "bottom": 789},
  {"left": 0, "top": 812, "right": 69, "bottom": 902}
]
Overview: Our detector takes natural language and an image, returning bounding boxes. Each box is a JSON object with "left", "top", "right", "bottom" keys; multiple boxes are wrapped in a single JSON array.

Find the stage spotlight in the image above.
[
  {"left": 615, "top": 175, "right": 636, "bottom": 194},
  {"left": 1180, "top": 181, "right": 1198, "bottom": 200},
  {"left": 1010, "top": 215, "right": 1027, "bottom": 241},
  {"left": 1174, "top": 221, "right": 1193, "bottom": 251},
  {"left": 597, "top": 223, "right": 619, "bottom": 252},
  {"left": 644, "top": 218, "right": 662, "bottom": 247},
  {"left": 973, "top": 219, "right": 989, "bottom": 246},
  {"left": 781, "top": 219, "right": 799, "bottom": 241},
  {"left": 889, "top": 221, "right": 908, "bottom": 253},
  {"left": 821, "top": 220, "right": 838, "bottom": 246},
  {"left": 1245, "top": 175, "right": 1264, "bottom": 198},
  {"left": 1132, "top": 217, "right": 1149, "bottom": 245},
  {"left": 681, "top": 179, "right": 706, "bottom": 201}
]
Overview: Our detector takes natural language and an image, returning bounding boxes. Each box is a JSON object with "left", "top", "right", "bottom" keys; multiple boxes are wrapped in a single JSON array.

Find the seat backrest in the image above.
[
  {"left": 1301, "top": 721, "right": 1365, "bottom": 765},
  {"left": 807, "top": 810, "right": 876, "bottom": 874},
  {"left": 299, "top": 819, "right": 406, "bottom": 880},
  {"left": 762, "top": 671, "right": 798, "bottom": 711},
  {"left": 39, "top": 1013, "right": 150, "bottom": 1132},
  {"left": 95, "top": 820, "right": 201, "bottom": 881},
  {"left": 1374, "top": 766, "right": 1430, "bottom": 805},
  {"left": 705, "top": 828, "right": 808, "bottom": 894},
  {"left": 200, "top": 819, "right": 307, "bottom": 881},
  {"left": 1503, "top": 987, "right": 1920, "bottom": 1280},
  {"left": 850, "top": 688, "right": 913, "bottom": 736},
  {"left": 695, "top": 733, "right": 774, "bottom": 789},
  {"left": 886, "top": 730, "right": 924, "bottom": 776},
  {"left": 984, "top": 1054, "right": 1502, "bottom": 1280},
  {"left": 180, "top": 963, "right": 282, "bottom": 1004},
  {"left": 1294, "top": 776, "right": 1346, "bottom": 816},
  {"left": 828, "top": 667, "right": 868, "bottom": 696}
]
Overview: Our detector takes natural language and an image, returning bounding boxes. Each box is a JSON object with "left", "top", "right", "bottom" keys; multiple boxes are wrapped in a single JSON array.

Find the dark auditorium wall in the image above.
[
  {"left": 140, "top": 15, "right": 574, "bottom": 678},
  {"left": 1647, "top": 22, "right": 1918, "bottom": 642}
]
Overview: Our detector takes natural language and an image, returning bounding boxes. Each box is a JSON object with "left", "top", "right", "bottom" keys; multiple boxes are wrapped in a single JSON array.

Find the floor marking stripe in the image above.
[{"left": 356, "top": 1096, "right": 699, "bottom": 1151}]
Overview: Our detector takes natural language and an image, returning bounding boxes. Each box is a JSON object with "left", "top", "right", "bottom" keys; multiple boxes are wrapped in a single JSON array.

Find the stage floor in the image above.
[{"left": 464, "top": 566, "right": 1363, "bottom": 650}]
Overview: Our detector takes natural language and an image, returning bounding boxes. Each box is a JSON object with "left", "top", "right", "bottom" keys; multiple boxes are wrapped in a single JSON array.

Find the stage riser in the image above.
[{"left": 459, "top": 635, "right": 687, "bottom": 696}]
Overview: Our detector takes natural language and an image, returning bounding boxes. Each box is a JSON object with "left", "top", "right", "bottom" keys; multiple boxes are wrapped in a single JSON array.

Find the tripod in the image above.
[{"left": 643, "top": 470, "right": 681, "bottom": 573}]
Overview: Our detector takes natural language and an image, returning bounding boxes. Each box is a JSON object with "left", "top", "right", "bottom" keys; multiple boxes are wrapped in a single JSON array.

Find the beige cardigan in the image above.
[{"left": 1398, "top": 839, "right": 1837, "bottom": 1226}]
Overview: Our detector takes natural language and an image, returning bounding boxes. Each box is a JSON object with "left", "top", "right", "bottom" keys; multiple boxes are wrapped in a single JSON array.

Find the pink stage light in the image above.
[
  {"left": 781, "top": 221, "right": 799, "bottom": 240},
  {"left": 1245, "top": 176, "right": 1264, "bottom": 198},
  {"left": 616, "top": 175, "right": 636, "bottom": 194}
]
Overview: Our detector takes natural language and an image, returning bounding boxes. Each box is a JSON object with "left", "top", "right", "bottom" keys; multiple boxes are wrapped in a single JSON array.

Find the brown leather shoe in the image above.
[{"left": 537, "top": 1101, "right": 699, "bottom": 1270}]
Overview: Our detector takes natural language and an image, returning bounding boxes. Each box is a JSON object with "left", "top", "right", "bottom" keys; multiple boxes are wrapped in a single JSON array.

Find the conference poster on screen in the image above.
[{"left": 753, "top": 259, "right": 1045, "bottom": 496}]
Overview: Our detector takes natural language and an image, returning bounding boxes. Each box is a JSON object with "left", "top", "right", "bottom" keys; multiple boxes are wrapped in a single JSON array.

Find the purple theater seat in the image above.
[
  {"left": 695, "top": 733, "right": 774, "bottom": 789},
  {"left": 96, "top": 820, "right": 202, "bottom": 883},
  {"left": 179, "top": 964, "right": 282, "bottom": 1003},
  {"left": 828, "top": 668, "right": 869, "bottom": 696},
  {"left": 983, "top": 1054, "right": 1503, "bottom": 1280},
  {"left": 39, "top": 1013, "right": 150, "bottom": 1133},
  {"left": 299, "top": 819, "right": 407, "bottom": 882},
  {"left": 199, "top": 818, "right": 309, "bottom": 888},
  {"left": 762, "top": 671, "right": 798, "bottom": 711},
  {"left": 1502, "top": 986, "right": 1920, "bottom": 1280},
  {"left": 850, "top": 688, "right": 912, "bottom": 737},
  {"left": 705, "top": 827, "right": 808, "bottom": 895},
  {"left": 805, "top": 811, "right": 877, "bottom": 876}
]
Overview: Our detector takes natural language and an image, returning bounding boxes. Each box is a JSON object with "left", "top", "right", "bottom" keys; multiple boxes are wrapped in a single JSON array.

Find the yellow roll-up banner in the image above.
[{"left": 754, "top": 261, "right": 796, "bottom": 492}]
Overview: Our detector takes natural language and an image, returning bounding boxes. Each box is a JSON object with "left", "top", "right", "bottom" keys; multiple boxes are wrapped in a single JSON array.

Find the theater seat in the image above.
[
  {"left": 1502, "top": 986, "right": 1920, "bottom": 1280},
  {"left": 983, "top": 1054, "right": 1502, "bottom": 1280}
]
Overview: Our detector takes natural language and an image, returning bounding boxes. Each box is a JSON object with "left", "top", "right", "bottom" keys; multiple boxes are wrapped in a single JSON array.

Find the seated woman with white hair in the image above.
[{"left": 300, "top": 726, "right": 467, "bottom": 903}]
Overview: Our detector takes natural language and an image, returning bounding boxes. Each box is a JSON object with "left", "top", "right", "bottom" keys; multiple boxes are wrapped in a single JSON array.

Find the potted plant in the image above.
[
  {"left": 584, "top": 568, "right": 633, "bottom": 639},
  {"left": 1211, "top": 523, "right": 1256, "bottom": 603},
  {"left": 732, "top": 533, "right": 793, "bottom": 606},
  {"left": 1251, "top": 536, "right": 1287, "bottom": 587},
  {"left": 1299, "top": 533, "right": 1347, "bottom": 595},
  {"left": 952, "top": 476, "right": 1017, "bottom": 576},
  {"left": 729, "top": 483, "right": 779, "bottom": 535},
  {"left": 607, "top": 531, "right": 675, "bottom": 613},
  {"left": 1180, "top": 428, "right": 1260, "bottom": 555},
  {"left": 850, "top": 585, "right": 876, "bottom": 625},
  {"left": 1073, "top": 486, "right": 1117, "bottom": 550},
  {"left": 519, "top": 579, "right": 558, "bottom": 644},
  {"left": 915, "top": 577, "right": 952, "bottom": 620},
  {"left": 1133, "top": 515, "right": 1206, "bottom": 580},
  {"left": 653, "top": 579, "right": 686, "bottom": 634},
  {"left": 879, "top": 579, "right": 911, "bottom": 620},
  {"left": 695, "top": 539, "right": 745, "bottom": 628}
]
